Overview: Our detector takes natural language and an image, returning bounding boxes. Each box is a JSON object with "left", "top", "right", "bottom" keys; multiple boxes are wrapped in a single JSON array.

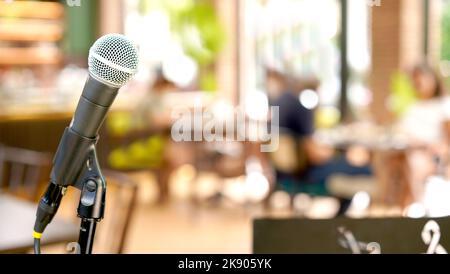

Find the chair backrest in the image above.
[
  {"left": 0, "top": 145, "right": 52, "bottom": 201},
  {"left": 93, "top": 170, "right": 138, "bottom": 254},
  {"left": 269, "top": 132, "right": 308, "bottom": 175}
]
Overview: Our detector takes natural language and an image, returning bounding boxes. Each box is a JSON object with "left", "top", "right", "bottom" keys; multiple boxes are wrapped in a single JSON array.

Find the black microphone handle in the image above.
[
  {"left": 34, "top": 76, "right": 120, "bottom": 235},
  {"left": 49, "top": 75, "right": 119, "bottom": 187},
  {"left": 70, "top": 76, "right": 119, "bottom": 139}
]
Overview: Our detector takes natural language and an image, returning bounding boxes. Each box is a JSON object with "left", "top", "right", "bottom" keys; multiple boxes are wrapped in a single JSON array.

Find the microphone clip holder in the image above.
[
  {"left": 75, "top": 147, "right": 106, "bottom": 254},
  {"left": 51, "top": 127, "right": 106, "bottom": 254}
]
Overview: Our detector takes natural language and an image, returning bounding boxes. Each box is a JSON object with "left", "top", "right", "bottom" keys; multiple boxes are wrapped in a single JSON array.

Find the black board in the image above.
[{"left": 253, "top": 217, "right": 450, "bottom": 254}]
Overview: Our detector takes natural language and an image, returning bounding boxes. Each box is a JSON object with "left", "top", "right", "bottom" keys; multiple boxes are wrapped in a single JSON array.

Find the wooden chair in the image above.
[
  {"left": 372, "top": 149, "right": 412, "bottom": 209},
  {"left": 0, "top": 145, "right": 52, "bottom": 202},
  {"left": 269, "top": 132, "right": 314, "bottom": 195},
  {"left": 92, "top": 170, "right": 139, "bottom": 254},
  {"left": 270, "top": 133, "right": 306, "bottom": 176}
]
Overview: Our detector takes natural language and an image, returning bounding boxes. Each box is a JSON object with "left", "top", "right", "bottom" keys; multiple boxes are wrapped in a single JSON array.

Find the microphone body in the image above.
[{"left": 71, "top": 76, "right": 119, "bottom": 138}]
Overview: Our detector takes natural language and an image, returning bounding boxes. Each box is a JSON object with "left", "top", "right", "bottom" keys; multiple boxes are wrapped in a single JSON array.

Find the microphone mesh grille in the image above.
[{"left": 88, "top": 34, "right": 139, "bottom": 88}]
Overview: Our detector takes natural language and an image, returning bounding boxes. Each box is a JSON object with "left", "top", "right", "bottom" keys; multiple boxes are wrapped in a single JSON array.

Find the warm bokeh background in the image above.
[{"left": 2, "top": 0, "right": 450, "bottom": 254}]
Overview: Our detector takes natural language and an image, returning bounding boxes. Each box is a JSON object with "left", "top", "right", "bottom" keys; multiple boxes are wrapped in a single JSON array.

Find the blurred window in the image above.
[
  {"left": 241, "top": 0, "right": 371, "bottom": 127},
  {"left": 124, "top": 0, "right": 225, "bottom": 91},
  {"left": 347, "top": 0, "right": 372, "bottom": 120}
]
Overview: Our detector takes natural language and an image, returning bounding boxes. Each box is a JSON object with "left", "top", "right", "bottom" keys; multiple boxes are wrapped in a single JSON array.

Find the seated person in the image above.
[
  {"left": 266, "top": 69, "right": 372, "bottom": 213},
  {"left": 396, "top": 63, "right": 450, "bottom": 203}
]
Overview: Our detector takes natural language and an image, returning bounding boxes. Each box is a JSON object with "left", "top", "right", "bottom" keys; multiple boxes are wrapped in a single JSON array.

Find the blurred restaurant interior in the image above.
[{"left": 2, "top": 0, "right": 450, "bottom": 254}]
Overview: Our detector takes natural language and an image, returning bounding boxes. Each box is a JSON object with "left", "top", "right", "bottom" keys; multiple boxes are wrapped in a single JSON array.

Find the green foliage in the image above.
[
  {"left": 109, "top": 135, "right": 165, "bottom": 170},
  {"left": 171, "top": 2, "right": 226, "bottom": 66},
  {"left": 139, "top": 0, "right": 226, "bottom": 91},
  {"left": 106, "top": 112, "right": 134, "bottom": 137},
  {"left": 64, "top": 1, "right": 98, "bottom": 57},
  {"left": 442, "top": 1, "right": 450, "bottom": 61},
  {"left": 390, "top": 71, "right": 417, "bottom": 117},
  {"left": 106, "top": 112, "right": 165, "bottom": 169},
  {"left": 199, "top": 69, "right": 217, "bottom": 92}
]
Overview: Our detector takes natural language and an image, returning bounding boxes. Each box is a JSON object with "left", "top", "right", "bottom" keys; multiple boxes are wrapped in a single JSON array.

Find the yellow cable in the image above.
[{"left": 33, "top": 231, "right": 42, "bottom": 239}]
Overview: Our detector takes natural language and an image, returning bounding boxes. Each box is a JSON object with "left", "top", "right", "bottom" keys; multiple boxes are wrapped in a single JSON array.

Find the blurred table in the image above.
[
  {"left": 315, "top": 124, "right": 413, "bottom": 208},
  {"left": 0, "top": 194, "right": 78, "bottom": 254},
  {"left": 315, "top": 124, "right": 409, "bottom": 151}
]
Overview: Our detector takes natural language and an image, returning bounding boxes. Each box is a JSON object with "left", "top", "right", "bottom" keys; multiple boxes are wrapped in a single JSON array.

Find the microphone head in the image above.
[{"left": 88, "top": 34, "right": 139, "bottom": 88}]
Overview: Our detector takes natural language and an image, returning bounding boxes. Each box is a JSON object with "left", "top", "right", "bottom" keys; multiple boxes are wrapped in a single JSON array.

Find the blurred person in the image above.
[
  {"left": 396, "top": 63, "right": 450, "bottom": 202},
  {"left": 266, "top": 69, "right": 372, "bottom": 215},
  {"left": 398, "top": 64, "right": 449, "bottom": 145}
]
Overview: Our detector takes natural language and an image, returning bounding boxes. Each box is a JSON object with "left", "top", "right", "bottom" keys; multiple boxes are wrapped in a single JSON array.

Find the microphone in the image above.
[
  {"left": 72, "top": 33, "right": 139, "bottom": 138},
  {"left": 33, "top": 34, "right": 139, "bottom": 239}
]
